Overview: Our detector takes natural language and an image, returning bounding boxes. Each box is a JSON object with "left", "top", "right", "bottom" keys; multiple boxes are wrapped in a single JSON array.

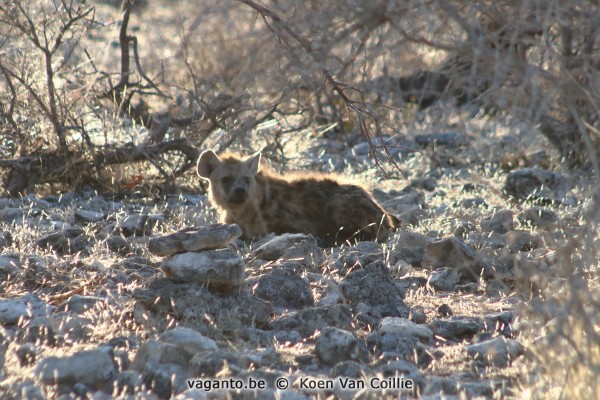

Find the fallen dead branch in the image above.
[{"left": 1, "top": 139, "right": 199, "bottom": 196}]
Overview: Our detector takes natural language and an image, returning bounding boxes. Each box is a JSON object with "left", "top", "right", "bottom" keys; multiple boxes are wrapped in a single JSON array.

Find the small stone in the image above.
[
  {"left": 356, "top": 299, "right": 412, "bottom": 328},
  {"left": 409, "top": 307, "right": 427, "bottom": 324},
  {"left": 0, "top": 294, "right": 53, "bottom": 325},
  {"left": 293, "top": 354, "right": 315, "bottom": 365},
  {"left": 415, "top": 132, "right": 465, "bottom": 148},
  {"left": 454, "top": 222, "right": 477, "bottom": 239},
  {"left": 397, "top": 276, "right": 428, "bottom": 292},
  {"left": 390, "top": 259, "right": 412, "bottom": 277},
  {"left": 243, "top": 329, "right": 302, "bottom": 347},
  {"left": 459, "top": 197, "right": 488, "bottom": 208},
  {"left": 105, "top": 335, "right": 139, "bottom": 350},
  {"left": 34, "top": 349, "right": 116, "bottom": 389},
  {"left": 422, "top": 237, "right": 490, "bottom": 282},
  {"left": 340, "top": 262, "right": 406, "bottom": 305},
  {"left": 46, "top": 220, "right": 72, "bottom": 230},
  {"left": 132, "top": 340, "right": 191, "bottom": 370},
  {"left": 140, "top": 361, "right": 189, "bottom": 398},
  {"left": 72, "top": 383, "right": 91, "bottom": 398},
  {"left": 250, "top": 268, "right": 314, "bottom": 309},
  {"left": 315, "top": 327, "right": 370, "bottom": 365},
  {"left": 61, "top": 295, "right": 107, "bottom": 314},
  {"left": 410, "top": 177, "right": 437, "bottom": 192},
  {"left": 335, "top": 241, "right": 384, "bottom": 268},
  {"left": 317, "top": 285, "right": 343, "bottom": 307},
  {"left": 389, "top": 230, "right": 434, "bottom": 252},
  {"left": 270, "top": 304, "right": 352, "bottom": 338},
  {"left": 480, "top": 210, "right": 514, "bottom": 234},
  {"left": 188, "top": 350, "right": 245, "bottom": 377},
  {"left": 159, "top": 327, "right": 218, "bottom": 354},
  {"left": 1, "top": 207, "right": 39, "bottom": 223},
  {"left": 278, "top": 235, "right": 324, "bottom": 268},
  {"left": 148, "top": 224, "right": 242, "bottom": 256},
  {"left": 504, "top": 168, "right": 564, "bottom": 200},
  {"left": 0, "top": 231, "right": 13, "bottom": 249},
  {"left": 505, "top": 231, "right": 539, "bottom": 252},
  {"left": 366, "top": 332, "right": 421, "bottom": 360},
  {"left": 161, "top": 249, "right": 245, "bottom": 286},
  {"left": 112, "top": 371, "right": 143, "bottom": 395},
  {"left": 117, "top": 214, "right": 163, "bottom": 236},
  {"left": 382, "top": 192, "right": 426, "bottom": 214},
  {"left": 438, "top": 304, "right": 453, "bottom": 317},
  {"left": 251, "top": 233, "right": 314, "bottom": 260},
  {"left": 376, "top": 360, "right": 423, "bottom": 390},
  {"left": 429, "top": 317, "right": 485, "bottom": 342},
  {"left": 17, "top": 318, "right": 56, "bottom": 346},
  {"left": 458, "top": 283, "right": 480, "bottom": 294},
  {"left": 118, "top": 256, "right": 156, "bottom": 277},
  {"left": 427, "top": 267, "right": 460, "bottom": 292},
  {"left": 392, "top": 247, "right": 426, "bottom": 266},
  {"left": 105, "top": 236, "right": 132, "bottom": 255},
  {"left": 0, "top": 254, "right": 21, "bottom": 279},
  {"left": 48, "top": 312, "right": 92, "bottom": 342},
  {"left": 16, "top": 343, "right": 38, "bottom": 366},
  {"left": 475, "top": 232, "right": 507, "bottom": 249},
  {"left": 462, "top": 183, "right": 477, "bottom": 193},
  {"left": 74, "top": 209, "right": 105, "bottom": 224},
  {"left": 378, "top": 317, "right": 433, "bottom": 344},
  {"left": 518, "top": 207, "right": 559, "bottom": 229},
  {"left": 485, "top": 311, "right": 515, "bottom": 337},
  {"left": 330, "top": 361, "right": 369, "bottom": 378},
  {"left": 36, "top": 228, "right": 91, "bottom": 254},
  {"left": 465, "top": 336, "right": 524, "bottom": 367},
  {"left": 422, "top": 377, "right": 495, "bottom": 398},
  {"left": 350, "top": 141, "right": 370, "bottom": 156},
  {"left": 2, "top": 383, "right": 44, "bottom": 399}
]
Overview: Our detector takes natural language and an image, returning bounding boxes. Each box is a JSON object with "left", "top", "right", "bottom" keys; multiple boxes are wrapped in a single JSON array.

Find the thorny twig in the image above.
[{"left": 236, "top": 0, "right": 403, "bottom": 176}]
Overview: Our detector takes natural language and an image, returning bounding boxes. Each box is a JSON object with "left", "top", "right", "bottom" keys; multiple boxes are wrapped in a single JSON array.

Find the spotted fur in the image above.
[{"left": 197, "top": 150, "right": 398, "bottom": 246}]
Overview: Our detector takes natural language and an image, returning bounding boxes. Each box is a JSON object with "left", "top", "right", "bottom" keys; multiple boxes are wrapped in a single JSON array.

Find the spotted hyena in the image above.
[{"left": 197, "top": 150, "right": 398, "bottom": 246}]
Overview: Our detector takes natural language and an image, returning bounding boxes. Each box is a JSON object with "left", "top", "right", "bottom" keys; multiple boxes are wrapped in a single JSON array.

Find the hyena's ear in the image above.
[
  {"left": 197, "top": 150, "right": 221, "bottom": 179},
  {"left": 245, "top": 151, "right": 261, "bottom": 175}
]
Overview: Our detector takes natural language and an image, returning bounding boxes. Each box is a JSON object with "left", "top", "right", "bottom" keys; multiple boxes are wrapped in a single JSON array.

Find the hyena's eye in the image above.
[
  {"left": 220, "top": 177, "right": 233, "bottom": 184},
  {"left": 243, "top": 177, "right": 251, "bottom": 184}
]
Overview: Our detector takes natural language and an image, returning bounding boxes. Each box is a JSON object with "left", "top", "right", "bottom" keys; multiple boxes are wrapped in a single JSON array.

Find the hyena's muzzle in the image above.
[
  {"left": 223, "top": 177, "right": 252, "bottom": 205},
  {"left": 229, "top": 186, "right": 247, "bottom": 204}
]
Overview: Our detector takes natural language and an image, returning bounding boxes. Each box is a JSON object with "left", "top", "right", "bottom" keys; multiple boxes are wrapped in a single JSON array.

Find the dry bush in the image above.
[
  {"left": 518, "top": 186, "right": 600, "bottom": 399},
  {"left": 233, "top": 0, "right": 600, "bottom": 164},
  {"left": 2, "top": 0, "right": 598, "bottom": 183},
  {"left": 0, "top": 0, "right": 95, "bottom": 156}
]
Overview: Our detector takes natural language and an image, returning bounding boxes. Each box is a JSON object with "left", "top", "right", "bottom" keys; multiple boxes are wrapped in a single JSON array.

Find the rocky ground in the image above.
[{"left": 0, "top": 122, "right": 593, "bottom": 399}]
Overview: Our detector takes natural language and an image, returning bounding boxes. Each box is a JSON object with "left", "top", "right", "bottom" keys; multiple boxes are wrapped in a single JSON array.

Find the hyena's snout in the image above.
[{"left": 229, "top": 187, "right": 247, "bottom": 204}]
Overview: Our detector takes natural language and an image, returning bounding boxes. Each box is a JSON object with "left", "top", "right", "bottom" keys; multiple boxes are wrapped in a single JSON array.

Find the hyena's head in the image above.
[{"left": 197, "top": 150, "right": 261, "bottom": 208}]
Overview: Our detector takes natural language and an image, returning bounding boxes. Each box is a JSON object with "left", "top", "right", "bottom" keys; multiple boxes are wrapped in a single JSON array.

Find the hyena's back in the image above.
[{"left": 258, "top": 173, "right": 396, "bottom": 245}]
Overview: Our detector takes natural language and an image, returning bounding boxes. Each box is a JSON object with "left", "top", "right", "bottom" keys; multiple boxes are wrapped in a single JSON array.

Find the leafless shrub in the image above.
[
  {"left": 1, "top": 0, "right": 598, "bottom": 189},
  {"left": 232, "top": 0, "right": 599, "bottom": 164},
  {"left": 0, "top": 0, "right": 95, "bottom": 156}
]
